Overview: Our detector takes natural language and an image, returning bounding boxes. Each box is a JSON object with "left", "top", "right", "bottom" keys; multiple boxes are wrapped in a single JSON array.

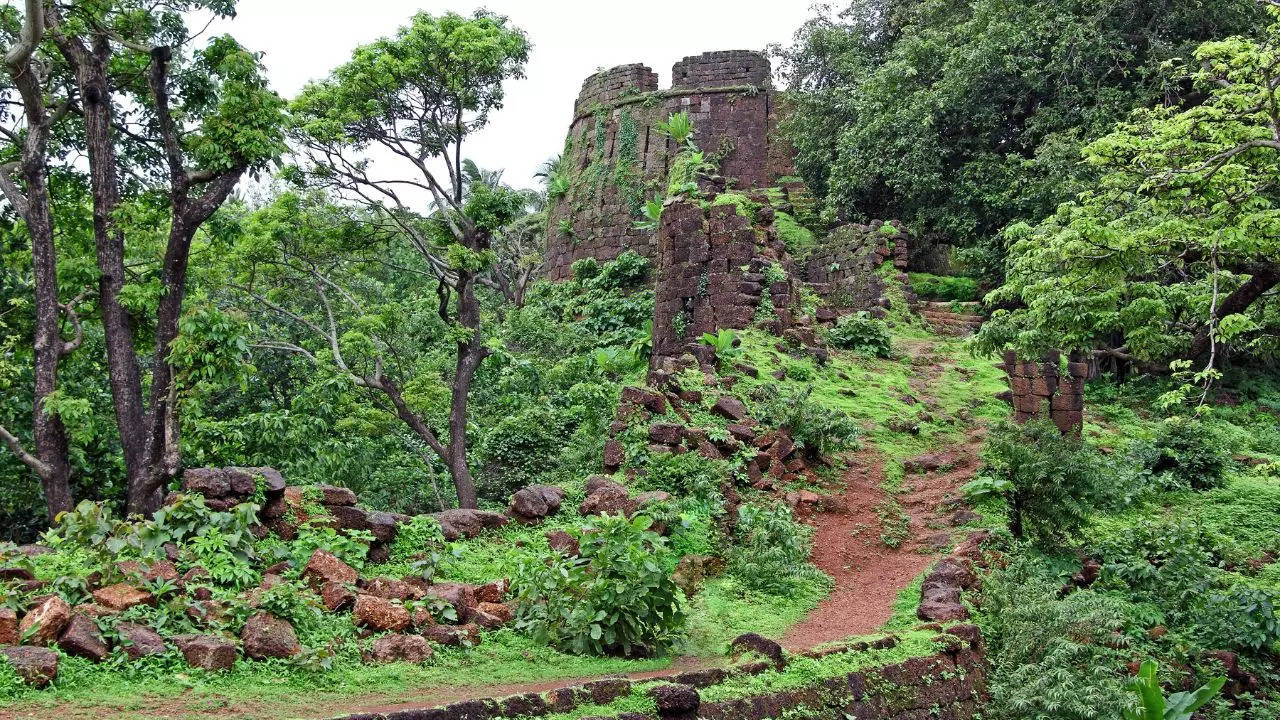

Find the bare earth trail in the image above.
[{"left": 783, "top": 337, "right": 985, "bottom": 651}]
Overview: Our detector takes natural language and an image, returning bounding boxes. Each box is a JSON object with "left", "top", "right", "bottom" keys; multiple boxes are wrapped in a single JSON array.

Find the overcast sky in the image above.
[{"left": 212, "top": 1, "right": 817, "bottom": 189}]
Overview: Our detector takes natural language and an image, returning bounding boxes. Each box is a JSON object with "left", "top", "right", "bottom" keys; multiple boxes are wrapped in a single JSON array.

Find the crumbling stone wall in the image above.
[
  {"left": 1001, "top": 350, "right": 1087, "bottom": 435},
  {"left": 651, "top": 201, "right": 800, "bottom": 363},
  {"left": 545, "top": 51, "right": 796, "bottom": 281},
  {"left": 804, "top": 221, "right": 909, "bottom": 312}
]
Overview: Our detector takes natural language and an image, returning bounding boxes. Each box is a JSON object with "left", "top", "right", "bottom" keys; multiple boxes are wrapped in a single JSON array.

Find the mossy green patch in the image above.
[{"left": 698, "top": 630, "right": 941, "bottom": 703}]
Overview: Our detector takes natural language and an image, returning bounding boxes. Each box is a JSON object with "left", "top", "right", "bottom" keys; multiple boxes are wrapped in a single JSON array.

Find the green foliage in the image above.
[
  {"left": 727, "top": 503, "right": 829, "bottom": 596},
  {"left": 773, "top": 211, "right": 815, "bottom": 256},
  {"left": 385, "top": 515, "right": 449, "bottom": 582},
  {"left": 908, "top": 273, "right": 978, "bottom": 302},
  {"left": 512, "top": 514, "right": 685, "bottom": 656},
  {"left": 977, "top": 554, "right": 1132, "bottom": 720},
  {"left": 750, "top": 385, "right": 862, "bottom": 458},
  {"left": 654, "top": 111, "right": 695, "bottom": 148},
  {"left": 970, "top": 419, "right": 1107, "bottom": 540},
  {"left": 975, "top": 11, "right": 1280, "bottom": 363},
  {"left": 635, "top": 452, "right": 727, "bottom": 502},
  {"left": 777, "top": 0, "right": 1264, "bottom": 261},
  {"left": 1131, "top": 417, "right": 1232, "bottom": 491},
  {"left": 825, "top": 311, "right": 892, "bottom": 358},
  {"left": 1123, "top": 660, "right": 1225, "bottom": 720}
]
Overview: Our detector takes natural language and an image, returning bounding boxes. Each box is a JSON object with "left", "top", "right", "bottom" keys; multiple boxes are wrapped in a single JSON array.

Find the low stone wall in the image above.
[
  {"left": 804, "top": 221, "right": 908, "bottom": 312},
  {"left": 1000, "top": 350, "right": 1086, "bottom": 435},
  {"left": 332, "top": 627, "right": 986, "bottom": 720}
]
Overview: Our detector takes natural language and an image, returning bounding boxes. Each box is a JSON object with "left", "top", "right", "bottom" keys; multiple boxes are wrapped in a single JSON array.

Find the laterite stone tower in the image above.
[{"left": 543, "top": 50, "right": 797, "bottom": 280}]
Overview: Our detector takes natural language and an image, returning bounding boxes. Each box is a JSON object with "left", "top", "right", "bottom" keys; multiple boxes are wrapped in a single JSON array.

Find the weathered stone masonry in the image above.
[
  {"left": 651, "top": 201, "right": 801, "bottom": 362},
  {"left": 545, "top": 51, "right": 795, "bottom": 281},
  {"left": 1000, "top": 350, "right": 1087, "bottom": 435},
  {"left": 804, "top": 221, "right": 910, "bottom": 313}
]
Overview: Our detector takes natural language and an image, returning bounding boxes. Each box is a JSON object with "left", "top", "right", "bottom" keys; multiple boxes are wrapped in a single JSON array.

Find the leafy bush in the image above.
[
  {"left": 1124, "top": 659, "right": 1224, "bottom": 720},
  {"left": 479, "top": 405, "right": 564, "bottom": 500},
  {"left": 727, "top": 503, "right": 829, "bottom": 595},
  {"left": 1132, "top": 416, "right": 1232, "bottom": 490},
  {"left": 825, "top": 311, "right": 891, "bottom": 358},
  {"left": 512, "top": 513, "right": 685, "bottom": 656},
  {"left": 966, "top": 419, "right": 1107, "bottom": 540},
  {"left": 977, "top": 554, "right": 1132, "bottom": 720},
  {"left": 385, "top": 515, "right": 449, "bottom": 582},
  {"left": 909, "top": 273, "right": 979, "bottom": 301},
  {"left": 1094, "top": 518, "right": 1280, "bottom": 654},
  {"left": 751, "top": 386, "right": 861, "bottom": 458},
  {"left": 637, "top": 452, "right": 728, "bottom": 502}
]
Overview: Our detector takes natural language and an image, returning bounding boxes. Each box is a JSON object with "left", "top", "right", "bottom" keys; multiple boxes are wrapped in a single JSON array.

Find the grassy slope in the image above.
[{"left": 1, "top": 312, "right": 1009, "bottom": 717}]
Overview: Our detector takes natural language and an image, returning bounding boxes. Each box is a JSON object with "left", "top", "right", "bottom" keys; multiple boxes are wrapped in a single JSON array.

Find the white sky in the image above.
[{"left": 214, "top": 1, "right": 816, "bottom": 189}]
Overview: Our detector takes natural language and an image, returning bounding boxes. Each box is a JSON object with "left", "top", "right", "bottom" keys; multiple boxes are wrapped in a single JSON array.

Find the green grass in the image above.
[
  {"left": 0, "top": 630, "right": 671, "bottom": 717},
  {"left": 697, "top": 630, "right": 941, "bottom": 703},
  {"left": 685, "top": 577, "right": 828, "bottom": 656}
]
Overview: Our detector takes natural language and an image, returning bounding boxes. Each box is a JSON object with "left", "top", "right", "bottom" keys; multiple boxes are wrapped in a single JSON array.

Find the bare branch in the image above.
[{"left": 0, "top": 422, "right": 52, "bottom": 479}]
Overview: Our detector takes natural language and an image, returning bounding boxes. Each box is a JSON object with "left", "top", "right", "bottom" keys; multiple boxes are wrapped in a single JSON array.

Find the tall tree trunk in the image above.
[
  {"left": 0, "top": 1, "right": 74, "bottom": 519},
  {"left": 68, "top": 40, "right": 150, "bottom": 514},
  {"left": 446, "top": 268, "right": 489, "bottom": 509},
  {"left": 26, "top": 162, "right": 73, "bottom": 517}
]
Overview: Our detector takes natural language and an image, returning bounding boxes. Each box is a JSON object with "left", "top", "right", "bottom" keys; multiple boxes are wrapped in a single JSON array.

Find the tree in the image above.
[
  {"left": 0, "top": 0, "right": 81, "bottom": 518},
  {"left": 775, "top": 0, "right": 1265, "bottom": 266},
  {"left": 975, "top": 11, "right": 1280, "bottom": 387},
  {"left": 280, "top": 10, "right": 530, "bottom": 508},
  {"left": 46, "top": 1, "right": 286, "bottom": 514}
]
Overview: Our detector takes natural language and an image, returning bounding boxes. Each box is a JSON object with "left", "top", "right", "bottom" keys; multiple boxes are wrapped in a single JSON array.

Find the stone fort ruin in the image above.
[{"left": 546, "top": 51, "right": 921, "bottom": 364}]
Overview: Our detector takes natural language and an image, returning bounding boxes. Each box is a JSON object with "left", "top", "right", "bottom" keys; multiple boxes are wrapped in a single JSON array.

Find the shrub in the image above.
[
  {"left": 512, "top": 513, "right": 685, "bottom": 656},
  {"left": 479, "top": 405, "right": 564, "bottom": 500},
  {"left": 727, "top": 503, "right": 829, "bottom": 595},
  {"left": 825, "top": 311, "right": 891, "bottom": 358},
  {"left": 637, "top": 452, "right": 728, "bottom": 502},
  {"left": 978, "top": 554, "right": 1132, "bottom": 720},
  {"left": 966, "top": 419, "right": 1107, "bottom": 540},
  {"left": 909, "top": 273, "right": 979, "bottom": 301},
  {"left": 1133, "top": 416, "right": 1232, "bottom": 490},
  {"left": 751, "top": 386, "right": 862, "bottom": 458},
  {"left": 1123, "top": 660, "right": 1224, "bottom": 720}
]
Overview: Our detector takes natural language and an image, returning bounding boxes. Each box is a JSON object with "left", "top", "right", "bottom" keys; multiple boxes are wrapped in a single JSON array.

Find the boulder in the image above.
[
  {"left": 546, "top": 530, "right": 580, "bottom": 557},
  {"left": 579, "top": 476, "right": 635, "bottom": 516},
  {"left": 648, "top": 423, "right": 685, "bottom": 446},
  {"left": 729, "top": 633, "right": 785, "bottom": 670},
  {"left": 475, "top": 579, "right": 508, "bottom": 604},
  {"left": 603, "top": 439, "right": 625, "bottom": 471},
  {"left": 92, "top": 583, "right": 153, "bottom": 612},
  {"left": 316, "top": 484, "right": 357, "bottom": 506},
  {"left": 362, "top": 577, "right": 422, "bottom": 601},
  {"left": 302, "top": 549, "right": 359, "bottom": 589},
  {"left": 175, "top": 634, "right": 237, "bottom": 671},
  {"left": 320, "top": 581, "right": 356, "bottom": 611},
  {"left": 328, "top": 505, "right": 401, "bottom": 543},
  {"left": 0, "top": 567, "right": 34, "bottom": 581},
  {"left": 57, "top": 614, "right": 109, "bottom": 662},
  {"left": 233, "top": 466, "right": 286, "bottom": 494},
  {"left": 352, "top": 595, "right": 410, "bottom": 632},
  {"left": 475, "top": 602, "right": 513, "bottom": 626},
  {"left": 425, "top": 583, "right": 477, "bottom": 621},
  {"left": 917, "top": 586, "right": 969, "bottom": 622},
  {"left": 650, "top": 684, "right": 700, "bottom": 720},
  {"left": 422, "top": 623, "right": 481, "bottom": 647},
  {"left": 241, "top": 612, "right": 301, "bottom": 659},
  {"left": 711, "top": 396, "right": 748, "bottom": 422},
  {"left": 923, "top": 557, "right": 977, "bottom": 592},
  {"left": 18, "top": 595, "right": 71, "bottom": 646},
  {"left": 116, "top": 623, "right": 167, "bottom": 660},
  {"left": 904, "top": 452, "right": 956, "bottom": 474},
  {"left": 509, "top": 485, "right": 567, "bottom": 522},
  {"left": 183, "top": 468, "right": 230, "bottom": 497},
  {"left": 432, "top": 509, "right": 509, "bottom": 541},
  {"left": 0, "top": 646, "right": 58, "bottom": 687},
  {"left": 620, "top": 386, "right": 667, "bottom": 414},
  {"left": 364, "top": 633, "right": 433, "bottom": 664},
  {"left": 0, "top": 608, "right": 17, "bottom": 645}
]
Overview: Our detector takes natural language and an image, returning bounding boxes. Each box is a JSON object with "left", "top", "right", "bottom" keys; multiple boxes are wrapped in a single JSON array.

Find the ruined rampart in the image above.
[{"left": 545, "top": 51, "right": 795, "bottom": 281}]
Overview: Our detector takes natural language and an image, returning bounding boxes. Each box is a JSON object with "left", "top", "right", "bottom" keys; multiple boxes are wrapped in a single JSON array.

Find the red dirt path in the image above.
[{"left": 781, "top": 435, "right": 981, "bottom": 651}]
